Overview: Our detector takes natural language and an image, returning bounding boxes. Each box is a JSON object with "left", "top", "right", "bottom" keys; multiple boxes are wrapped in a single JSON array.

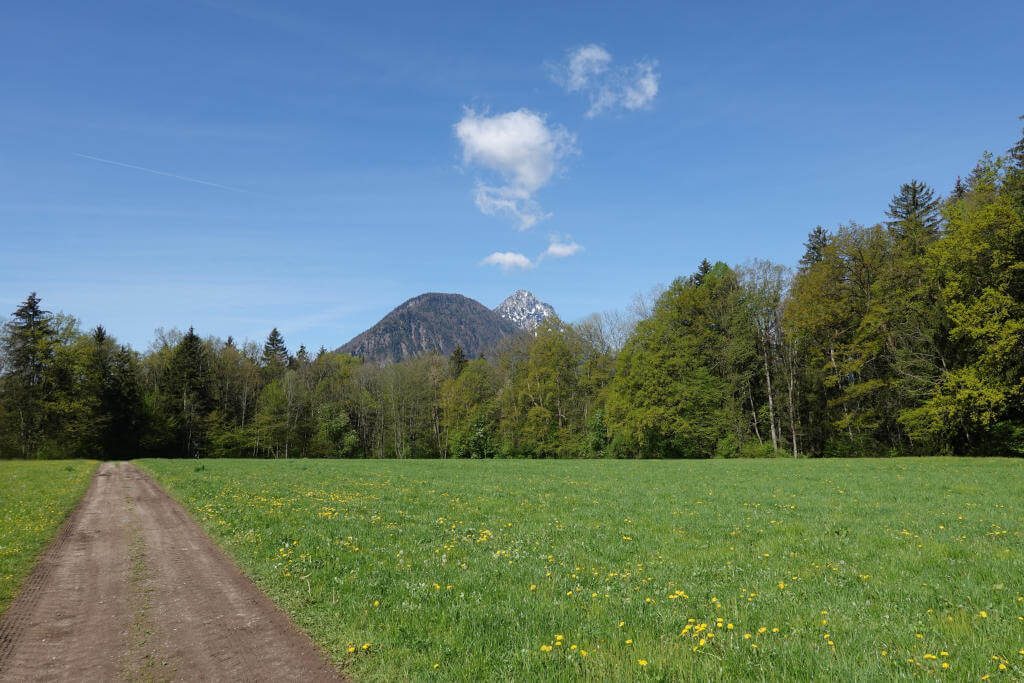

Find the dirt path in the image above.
[{"left": 0, "top": 462, "right": 341, "bottom": 682}]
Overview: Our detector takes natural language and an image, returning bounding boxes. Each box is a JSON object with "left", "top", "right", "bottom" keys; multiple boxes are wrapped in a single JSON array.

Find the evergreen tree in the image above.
[
  {"left": 885, "top": 180, "right": 942, "bottom": 238},
  {"left": 162, "top": 327, "right": 212, "bottom": 456},
  {"left": 692, "top": 258, "right": 713, "bottom": 286},
  {"left": 0, "top": 293, "right": 59, "bottom": 457},
  {"left": 449, "top": 345, "right": 468, "bottom": 378},
  {"left": 798, "top": 226, "right": 830, "bottom": 271},
  {"left": 261, "top": 328, "right": 289, "bottom": 378},
  {"left": 293, "top": 344, "right": 310, "bottom": 369},
  {"left": 1003, "top": 118, "right": 1024, "bottom": 217},
  {"left": 952, "top": 176, "right": 968, "bottom": 199}
]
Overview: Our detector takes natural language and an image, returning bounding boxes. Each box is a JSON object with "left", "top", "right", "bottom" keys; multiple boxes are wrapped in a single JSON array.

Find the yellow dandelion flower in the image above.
[{"left": 638, "top": 659, "right": 647, "bottom": 666}]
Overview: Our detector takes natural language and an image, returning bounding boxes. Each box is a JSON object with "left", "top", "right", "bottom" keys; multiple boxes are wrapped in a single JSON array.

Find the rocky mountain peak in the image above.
[{"left": 495, "top": 290, "right": 556, "bottom": 331}]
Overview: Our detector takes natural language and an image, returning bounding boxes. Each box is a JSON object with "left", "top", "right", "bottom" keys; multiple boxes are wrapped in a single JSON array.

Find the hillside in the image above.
[{"left": 337, "top": 293, "right": 521, "bottom": 363}]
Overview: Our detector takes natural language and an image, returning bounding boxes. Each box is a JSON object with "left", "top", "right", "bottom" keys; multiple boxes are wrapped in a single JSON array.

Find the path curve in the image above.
[{"left": 0, "top": 462, "right": 342, "bottom": 682}]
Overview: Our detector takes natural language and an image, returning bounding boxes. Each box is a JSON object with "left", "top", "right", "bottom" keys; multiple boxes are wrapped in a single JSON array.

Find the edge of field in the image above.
[
  {"left": 0, "top": 460, "right": 99, "bottom": 617},
  {"left": 130, "top": 460, "right": 346, "bottom": 670}
]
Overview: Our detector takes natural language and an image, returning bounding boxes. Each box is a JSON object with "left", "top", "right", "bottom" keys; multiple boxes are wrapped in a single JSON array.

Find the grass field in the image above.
[
  {"left": 0, "top": 460, "right": 97, "bottom": 615},
  {"left": 138, "top": 458, "right": 1024, "bottom": 680}
]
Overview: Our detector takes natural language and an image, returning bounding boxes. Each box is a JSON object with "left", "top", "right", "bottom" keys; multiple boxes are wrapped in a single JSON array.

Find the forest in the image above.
[{"left": 2, "top": 125, "right": 1022, "bottom": 460}]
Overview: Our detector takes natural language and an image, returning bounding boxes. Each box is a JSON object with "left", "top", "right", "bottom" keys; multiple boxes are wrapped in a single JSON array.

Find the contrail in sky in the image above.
[{"left": 75, "top": 153, "right": 252, "bottom": 194}]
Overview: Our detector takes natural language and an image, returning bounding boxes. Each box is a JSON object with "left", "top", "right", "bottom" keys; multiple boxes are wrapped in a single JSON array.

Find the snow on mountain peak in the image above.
[{"left": 495, "top": 290, "right": 556, "bottom": 331}]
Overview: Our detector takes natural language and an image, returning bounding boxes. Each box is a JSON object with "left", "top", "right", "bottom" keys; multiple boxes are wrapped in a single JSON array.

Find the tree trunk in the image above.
[{"left": 762, "top": 343, "right": 778, "bottom": 451}]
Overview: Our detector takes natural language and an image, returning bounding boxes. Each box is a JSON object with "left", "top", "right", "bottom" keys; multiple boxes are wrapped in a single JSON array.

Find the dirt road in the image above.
[{"left": 0, "top": 462, "right": 341, "bottom": 682}]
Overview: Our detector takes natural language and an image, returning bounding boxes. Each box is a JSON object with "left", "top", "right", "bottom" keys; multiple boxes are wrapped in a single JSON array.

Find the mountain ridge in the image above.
[{"left": 336, "top": 292, "right": 529, "bottom": 363}]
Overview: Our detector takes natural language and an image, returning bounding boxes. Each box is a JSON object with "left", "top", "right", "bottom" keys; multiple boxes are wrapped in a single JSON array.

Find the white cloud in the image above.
[
  {"left": 566, "top": 44, "right": 612, "bottom": 91},
  {"left": 554, "top": 45, "right": 660, "bottom": 117},
  {"left": 544, "top": 237, "right": 583, "bottom": 258},
  {"left": 455, "top": 108, "right": 576, "bottom": 230},
  {"left": 481, "top": 251, "right": 534, "bottom": 271}
]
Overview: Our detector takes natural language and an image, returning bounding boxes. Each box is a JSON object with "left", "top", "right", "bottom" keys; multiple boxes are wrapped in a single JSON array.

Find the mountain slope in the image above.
[
  {"left": 495, "top": 290, "right": 556, "bottom": 331},
  {"left": 337, "top": 293, "right": 519, "bottom": 363}
]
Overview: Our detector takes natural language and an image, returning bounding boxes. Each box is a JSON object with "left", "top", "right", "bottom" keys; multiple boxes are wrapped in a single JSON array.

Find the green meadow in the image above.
[
  {"left": 0, "top": 460, "right": 97, "bottom": 615},
  {"left": 138, "top": 458, "right": 1024, "bottom": 680}
]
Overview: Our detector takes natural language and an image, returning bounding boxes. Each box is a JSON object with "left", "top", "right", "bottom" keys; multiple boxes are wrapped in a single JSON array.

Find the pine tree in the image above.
[
  {"left": 293, "top": 344, "right": 310, "bottom": 368},
  {"left": 798, "top": 226, "right": 829, "bottom": 271},
  {"left": 952, "top": 176, "right": 967, "bottom": 199},
  {"left": 1003, "top": 118, "right": 1024, "bottom": 217},
  {"left": 164, "top": 327, "right": 212, "bottom": 456},
  {"left": 885, "top": 180, "right": 942, "bottom": 238},
  {"left": 261, "top": 328, "right": 289, "bottom": 377},
  {"left": 692, "top": 259, "right": 713, "bottom": 286},
  {"left": 449, "top": 345, "right": 468, "bottom": 378},
  {"left": 0, "top": 293, "right": 59, "bottom": 456}
]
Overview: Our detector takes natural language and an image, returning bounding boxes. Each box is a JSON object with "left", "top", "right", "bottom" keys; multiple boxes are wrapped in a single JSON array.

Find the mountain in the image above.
[
  {"left": 495, "top": 290, "right": 556, "bottom": 331},
  {"left": 337, "top": 293, "right": 520, "bottom": 363}
]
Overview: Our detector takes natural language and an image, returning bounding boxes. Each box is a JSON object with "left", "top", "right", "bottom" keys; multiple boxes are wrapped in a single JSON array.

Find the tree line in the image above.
[{"left": 2, "top": 124, "right": 1022, "bottom": 459}]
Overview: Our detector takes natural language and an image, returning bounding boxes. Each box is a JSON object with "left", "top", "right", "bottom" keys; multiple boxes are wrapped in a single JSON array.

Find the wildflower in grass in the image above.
[
  {"left": 978, "top": 610, "right": 987, "bottom": 618},
  {"left": 638, "top": 659, "right": 647, "bottom": 666},
  {"left": 540, "top": 644, "right": 552, "bottom": 652}
]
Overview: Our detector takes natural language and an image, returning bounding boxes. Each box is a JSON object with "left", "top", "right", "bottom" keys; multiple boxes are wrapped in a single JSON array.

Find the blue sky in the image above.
[{"left": 2, "top": 0, "right": 1021, "bottom": 352}]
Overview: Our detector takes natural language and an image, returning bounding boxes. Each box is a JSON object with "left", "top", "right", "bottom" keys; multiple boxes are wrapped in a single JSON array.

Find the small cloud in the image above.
[
  {"left": 481, "top": 251, "right": 534, "bottom": 271},
  {"left": 566, "top": 44, "right": 612, "bottom": 92},
  {"left": 455, "top": 108, "right": 576, "bottom": 230},
  {"left": 552, "top": 45, "right": 660, "bottom": 117},
  {"left": 545, "top": 237, "right": 583, "bottom": 258}
]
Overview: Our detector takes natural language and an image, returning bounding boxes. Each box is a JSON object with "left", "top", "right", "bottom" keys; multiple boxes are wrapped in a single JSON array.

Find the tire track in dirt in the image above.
[{"left": 0, "top": 462, "right": 341, "bottom": 682}]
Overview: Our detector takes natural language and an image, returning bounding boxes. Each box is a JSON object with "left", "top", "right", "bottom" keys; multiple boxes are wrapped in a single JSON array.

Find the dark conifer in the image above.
[
  {"left": 449, "top": 345, "right": 468, "bottom": 378},
  {"left": 798, "top": 226, "right": 830, "bottom": 271},
  {"left": 261, "top": 328, "right": 289, "bottom": 376},
  {"left": 885, "top": 180, "right": 942, "bottom": 238}
]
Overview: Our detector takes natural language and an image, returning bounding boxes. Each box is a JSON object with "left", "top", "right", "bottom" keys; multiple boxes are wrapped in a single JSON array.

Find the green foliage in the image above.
[
  {"left": 607, "top": 263, "right": 747, "bottom": 457},
  {"left": 3, "top": 121, "right": 1024, "bottom": 460}
]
